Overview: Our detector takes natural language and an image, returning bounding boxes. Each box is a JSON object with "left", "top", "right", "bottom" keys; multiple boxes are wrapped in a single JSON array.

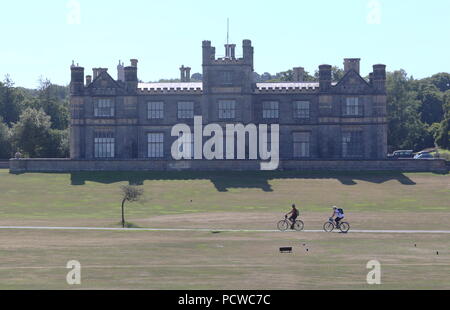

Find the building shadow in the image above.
[{"left": 69, "top": 170, "right": 419, "bottom": 192}]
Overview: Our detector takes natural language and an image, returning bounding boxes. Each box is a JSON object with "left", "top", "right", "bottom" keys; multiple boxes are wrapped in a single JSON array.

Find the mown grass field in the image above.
[{"left": 0, "top": 169, "right": 449, "bottom": 289}]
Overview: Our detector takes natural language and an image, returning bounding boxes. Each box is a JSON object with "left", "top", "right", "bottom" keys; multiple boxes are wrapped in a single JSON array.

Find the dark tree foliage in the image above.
[{"left": 0, "top": 117, "right": 11, "bottom": 159}]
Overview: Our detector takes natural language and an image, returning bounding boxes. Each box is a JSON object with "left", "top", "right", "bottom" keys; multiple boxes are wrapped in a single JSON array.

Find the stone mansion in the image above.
[{"left": 69, "top": 39, "right": 388, "bottom": 164}]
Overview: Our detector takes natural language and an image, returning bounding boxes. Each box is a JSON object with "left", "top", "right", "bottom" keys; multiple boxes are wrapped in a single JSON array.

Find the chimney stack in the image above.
[
  {"left": 344, "top": 58, "right": 361, "bottom": 74},
  {"left": 124, "top": 61, "right": 138, "bottom": 91},
  {"left": 242, "top": 40, "right": 254, "bottom": 68},
  {"left": 86, "top": 75, "right": 92, "bottom": 85},
  {"left": 225, "top": 44, "right": 236, "bottom": 59},
  {"left": 130, "top": 59, "right": 138, "bottom": 67},
  {"left": 70, "top": 65, "right": 84, "bottom": 95},
  {"left": 293, "top": 67, "right": 305, "bottom": 82},
  {"left": 92, "top": 68, "right": 100, "bottom": 79},
  {"left": 180, "top": 65, "right": 186, "bottom": 82},
  {"left": 319, "top": 65, "right": 332, "bottom": 92},
  {"left": 117, "top": 60, "right": 125, "bottom": 82},
  {"left": 180, "top": 66, "right": 192, "bottom": 82},
  {"left": 372, "top": 64, "right": 387, "bottom": 93},
  {"left": 185, "top": 67, "right": 191, "bottom": 82}
]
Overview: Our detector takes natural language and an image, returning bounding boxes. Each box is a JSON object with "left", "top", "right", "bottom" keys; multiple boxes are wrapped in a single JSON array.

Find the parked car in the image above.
[
  {"left": 388, "top": 150, "right": 414, "bottom": 159},
  {"left": 414, "top": 152, "right": 434, "bottom": 159}
]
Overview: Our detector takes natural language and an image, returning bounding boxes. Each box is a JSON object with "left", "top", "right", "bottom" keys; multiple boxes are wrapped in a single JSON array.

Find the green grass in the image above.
[
  {"left": 0, "top": 230, "right": 448, "bottom": 289},
  {"left": 1, "top": 169, "right": 449, "bottom": 289},
  {"left": 1, "top": 170, "right": 449, "bottom": 222}
]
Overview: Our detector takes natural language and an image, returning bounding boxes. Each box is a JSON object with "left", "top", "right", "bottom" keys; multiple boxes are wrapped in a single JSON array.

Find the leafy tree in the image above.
[
  {"left": 435, "top": 90, "right": 450, "bottom": 149},
  {"left": 120, "top": 185, "right": 144, "bottom": 228},
  {"left": 417, "top": 83, "right": 444, "bottom": 125},
  {"left": 11, "top": 108, "right": 52, "bottom": 158},
  {"left": 31, "top": 78, "right": 69, "bottom": 130},
  {"left": 424, "top": 73, "right": 450, "bottom": 92},
  {"left": 0, "top": 117, "right": 12, "bottom": 159},
  {"left": 0, "top": 75, "right": 24, "bottom": 126},
  {"left": 43, "top": 129, "right": 70, "bottom": 158},
  {"left": 386, "top": 70, "right": 434, "bottom": 151}
]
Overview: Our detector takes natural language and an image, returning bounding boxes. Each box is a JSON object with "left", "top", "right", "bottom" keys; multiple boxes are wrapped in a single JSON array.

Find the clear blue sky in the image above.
[{"left": 0, "top": 0, "right": 449, "bottom": 88}]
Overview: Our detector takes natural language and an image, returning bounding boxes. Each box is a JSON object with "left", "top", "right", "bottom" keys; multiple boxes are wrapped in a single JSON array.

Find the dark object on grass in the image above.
[
  {"left": 280, "top": 247, "right": 292, "bottom": 253},
  {"left": 437, "top": 251, "right": 439, "bottom": 255}
]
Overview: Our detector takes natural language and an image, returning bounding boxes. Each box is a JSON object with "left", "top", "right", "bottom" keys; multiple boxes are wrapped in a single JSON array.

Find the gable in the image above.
[
  {"left": 86, "top": 71, "right": 127, "bottom": 96},
  {"left": 333, "top": 70, "right": 372, "bottom": 94}
]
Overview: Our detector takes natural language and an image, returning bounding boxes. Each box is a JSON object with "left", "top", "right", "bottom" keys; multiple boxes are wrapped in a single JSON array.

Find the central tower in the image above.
[{"left": 201, "top": 40, "right": 255, "bottom": 123}]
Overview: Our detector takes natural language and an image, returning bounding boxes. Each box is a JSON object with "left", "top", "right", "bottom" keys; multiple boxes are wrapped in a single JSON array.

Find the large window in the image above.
[
  {"left": 342, "top": 131, "right": 363, "bottom": 158},
  {"left": 218, "top": 100, "right": 236, "bottom": 119},
  {"left": 94, "top": 131, "right": 115, "bottom": 158},
  {"left": 148, "top": 133, "right": 164, "bottom": 158},
  {"left": 293, "top": 132, "right": 310, "bottom": 158},
  {"left": 263, "top": 101, "right": 279, "bottom": 119},
  {"left": 148, "top": 102, "right": 164, "bottom": 119},
  {"left": 344, "top": 97, "right": 362, "bottom": 116},
  {"left": 94, "top": 99, "right": 115, "bottom": 117},
  {"left": 178, "top": 102, "right": 194, "bottom": 119},
  {"left": 293, "top": 101, "right": 310, "bottom": 119},
  {"left": 221, "top": 71, "right": 233, "bottom": 85}
]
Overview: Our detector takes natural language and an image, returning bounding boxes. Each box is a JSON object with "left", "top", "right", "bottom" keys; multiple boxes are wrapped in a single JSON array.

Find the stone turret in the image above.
[{"left": 242, "top": 39, "right": 254, "bottom": 69}]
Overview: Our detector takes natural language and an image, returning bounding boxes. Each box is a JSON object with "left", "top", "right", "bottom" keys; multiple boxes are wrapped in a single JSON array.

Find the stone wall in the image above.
[
  {"left": 9, "top": 158, "right": 448, "bottom": 173},
  {"left": 0, "top": 161, "right": 9, "bottom": 169}
]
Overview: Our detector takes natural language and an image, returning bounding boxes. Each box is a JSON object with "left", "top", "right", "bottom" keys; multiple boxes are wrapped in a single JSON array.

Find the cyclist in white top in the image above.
[{"left": 331, "top": 206, "right": 345, "bottom": 228}]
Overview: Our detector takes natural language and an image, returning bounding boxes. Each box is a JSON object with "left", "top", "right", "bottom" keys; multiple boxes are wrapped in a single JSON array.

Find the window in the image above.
[
  {"left": 218, "top": 100, "right": 236, "bottom": 119},
  {"left": 293, "top": 132, "right": 310, "bottom": 158},
  {"left": 178, "top": 102, "right": 194, "bottom": 119},
  {"left": 344, "top": 97, "right": 362, "bottom": 116},
  {"left": 147, "top": 133, "right": 164, "bottom": 158},
  {"left": 293, "top": 101, "right": 310, "bottom": 119},
  {"left": 342, "top": 131, "right": 363, "bottom": 158},
  {"left": 263, "top": 101, "right": 279, "bottom": 119},
  {"left": 94, "top": 99, "right": 115, "bottom": 117},
  {"left": 147, "top": 102, "right": 164, "bottom": 119},
  {"left": 221, "top": 71, "right": 233, "bottom": 85},
  {"left": 94, "top": 132, "right": 115, "bottom": 158}
]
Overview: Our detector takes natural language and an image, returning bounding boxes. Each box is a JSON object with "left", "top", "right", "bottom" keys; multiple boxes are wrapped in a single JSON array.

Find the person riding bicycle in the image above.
[
  {"left": 330, "top": 206, "right": 345, "bottom": 228},
  {"left": 285, "top": 204, "right": 300, "bottom": 230}
]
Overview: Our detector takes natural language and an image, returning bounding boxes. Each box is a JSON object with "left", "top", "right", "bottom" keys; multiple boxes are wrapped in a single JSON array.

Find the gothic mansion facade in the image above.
[{"left": 69, "top": 40, "right": 388, "bottom": 164}]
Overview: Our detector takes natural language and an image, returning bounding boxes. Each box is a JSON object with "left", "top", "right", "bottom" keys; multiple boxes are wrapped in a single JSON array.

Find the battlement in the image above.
[{"left": 138, "top": 82, "right": 203, "bottom": 94}]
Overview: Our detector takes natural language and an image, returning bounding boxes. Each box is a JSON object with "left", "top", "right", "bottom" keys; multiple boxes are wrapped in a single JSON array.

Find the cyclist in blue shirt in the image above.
[{"left": 331, "top": 206, "right": 345, "bottom": 228}]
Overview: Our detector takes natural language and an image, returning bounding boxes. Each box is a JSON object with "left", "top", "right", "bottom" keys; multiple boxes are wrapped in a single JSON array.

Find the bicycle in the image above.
[
  {"left": 323, "top": 218, "right": 350, "bottom": 233},
  {"left": 277, "top": 216, "right": 304, "bottom": 232}
]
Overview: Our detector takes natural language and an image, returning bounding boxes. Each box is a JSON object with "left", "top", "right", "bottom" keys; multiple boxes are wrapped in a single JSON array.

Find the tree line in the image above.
[
  {"left": 0, "top": 70, "right": 449, "bottom": 159},
  {"left": 0, "top": 76, "right": 69, "bottom": 159}
]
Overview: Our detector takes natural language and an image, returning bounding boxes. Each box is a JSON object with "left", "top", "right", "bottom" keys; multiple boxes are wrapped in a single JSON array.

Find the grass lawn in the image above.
[
  {"left": 0, "top": 230, "right": 448, "bottom": 290},
  {"left": 0, "top": 169, "right": 449, "bottom": 289}
]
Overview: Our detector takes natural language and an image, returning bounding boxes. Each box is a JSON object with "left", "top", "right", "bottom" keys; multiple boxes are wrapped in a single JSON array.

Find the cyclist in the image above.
[
  {"left": 285, "top": 204, "right": 300, "bottom": 230},
  {"left": 330, "top": 206, "right": 345, "bottom": 228}
]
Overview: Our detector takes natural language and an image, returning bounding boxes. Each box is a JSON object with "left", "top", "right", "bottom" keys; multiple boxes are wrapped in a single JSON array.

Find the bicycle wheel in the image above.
[
  {"left": 294, "top": 220, "right": 304, "bottom": 231},
  {"left": 339, "top": 222, "right": 350, "bottom": 233},
  {"left": 323, "top": 222, "right": 335, "bottom": 232},
  {"left": 277, "top": 220, "right": 289, "bottom": 231}
]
